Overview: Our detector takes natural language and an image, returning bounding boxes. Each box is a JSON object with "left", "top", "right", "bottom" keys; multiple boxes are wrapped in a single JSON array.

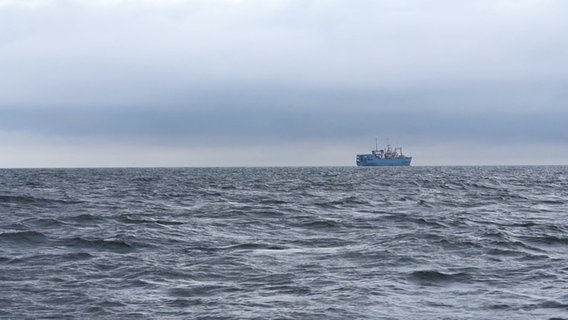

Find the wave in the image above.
[
  {"left": 64, "top": 214, "right": 108, "bottom": 226},
  {"left": 408, "top": 270, "right": 473, "bottom": 285},
  {"left": 292, "top": 219, "right": 341, "bottom": 229},
  {"left": 7, "top": 252, "right": 93, "bottom": 265},
  {"left": 25, "top": 218, "right": 67, "bottom": 228},
  {"left": 521, "top": 235, "right": 568, "bottom": 246},
  {"left": 58, "top": 237, "right": 136, "bottom": 253},
  {"left": 117, "top": 215, "right": 185, "bottom": 226},
  {"left": 0, "top": 195, "right": 80, "bottom": 206},
  {"left": 0, "top": 231, "right": 49, "bottom": 245},
  {"left": 221, "top": 243, "right": 289, "bottom": 251},
  {"left": 168, "top": 285, "right": 229, "bottom": 298}
]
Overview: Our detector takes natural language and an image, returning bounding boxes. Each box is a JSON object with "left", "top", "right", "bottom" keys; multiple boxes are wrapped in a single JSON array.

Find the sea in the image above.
[{"left": 1, "top": 166, "right": 567, "bottom": 319}]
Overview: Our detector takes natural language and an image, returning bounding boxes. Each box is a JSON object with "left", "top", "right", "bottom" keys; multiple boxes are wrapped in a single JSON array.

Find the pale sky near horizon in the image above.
[{"left": 1, "top": 0, "right": 567, "bottom": 167}]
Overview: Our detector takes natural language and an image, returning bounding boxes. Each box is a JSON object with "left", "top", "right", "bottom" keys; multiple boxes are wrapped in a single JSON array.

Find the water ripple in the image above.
[{"left": 0, "top": 166, "right": 567, "bottom": 319}]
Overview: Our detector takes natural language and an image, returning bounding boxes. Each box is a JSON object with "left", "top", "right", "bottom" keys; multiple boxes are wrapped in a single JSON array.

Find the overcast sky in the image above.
[{"left": 1, "top": 0, "right": 567, "bottom": 167}]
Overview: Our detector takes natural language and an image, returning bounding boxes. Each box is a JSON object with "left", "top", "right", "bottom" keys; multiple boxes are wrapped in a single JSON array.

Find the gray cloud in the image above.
[
  {"left": 2, "top": 100, "right": 566, "bottom": 146},
  {"left": 2, "top": 0, "right": 568, "bottom": 105}
]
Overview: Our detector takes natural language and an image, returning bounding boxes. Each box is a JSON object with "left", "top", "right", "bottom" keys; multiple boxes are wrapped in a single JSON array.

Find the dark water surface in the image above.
[{"left": 1, "top": 166, "right": 567, "bottom": 319}]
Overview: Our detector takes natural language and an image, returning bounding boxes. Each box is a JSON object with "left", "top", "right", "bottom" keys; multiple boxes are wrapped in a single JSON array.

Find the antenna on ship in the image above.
[{"left": 375, "top": 138, "right": 378, "bottom": 151}]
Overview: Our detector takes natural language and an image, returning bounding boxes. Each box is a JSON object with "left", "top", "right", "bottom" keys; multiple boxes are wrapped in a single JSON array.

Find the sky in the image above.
[{"left": 1, "top": 0, "right": 567, "bottom": 167}]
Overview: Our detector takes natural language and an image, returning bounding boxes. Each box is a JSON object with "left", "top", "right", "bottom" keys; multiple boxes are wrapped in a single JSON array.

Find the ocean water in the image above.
[{"left": 1, "top": 166, "right": 567, "bottom": 319}]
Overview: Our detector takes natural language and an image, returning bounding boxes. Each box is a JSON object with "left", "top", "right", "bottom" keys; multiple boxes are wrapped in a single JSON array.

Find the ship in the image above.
[{"left": 356, "top": 141, "right": 412, "bottom": 166}]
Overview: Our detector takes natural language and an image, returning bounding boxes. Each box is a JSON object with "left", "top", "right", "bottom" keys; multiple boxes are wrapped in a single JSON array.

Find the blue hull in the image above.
[{"left": 356, "top": 155, "right": 412, "bottom": 166}]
